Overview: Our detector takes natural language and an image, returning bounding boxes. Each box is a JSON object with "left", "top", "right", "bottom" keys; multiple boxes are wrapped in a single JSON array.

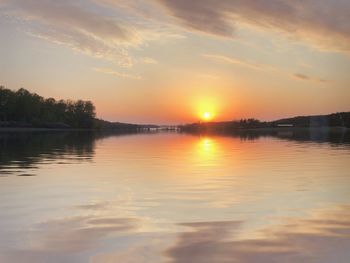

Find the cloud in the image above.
[
  {"left": 9, "top": 0, "right": 137, "bottom": 42},
  {"left": 138, "top": 57, "right": 158, "bottom": 64},
  {"left": 156, "top": 0, "right": 350, "bottom": 53},
  {"left": 2, "top": 0, "right": 348, "bottom": 73},
  {"left": 202, "top": 54, "right": 330, "bottom": 83},
  {"left": 294, "top": 73, "right": 310, "bottom": 80},
  {"left": 155, "top": 0, "right": 235, "bottom": 37},
  {"left": 201, "top": 53, "right": 281, "bottom": 74},
  {"left": 29, "top": 25, "right": 134, "bottom": 67},
  {"left": 0, "top": 0, "right": 158, "bottom": 67},
  {"left": 294, "top": 73, "right": 329, "bottom": 83},
  {"left": 202, "top": 53, "right": 263, "bottom": 70},
  {"left": 94, "top": 67, "right": 141, "bottom": 79}
]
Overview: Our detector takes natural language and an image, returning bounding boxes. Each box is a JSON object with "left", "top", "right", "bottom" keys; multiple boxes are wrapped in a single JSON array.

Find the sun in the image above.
[
  {"left": 201, "top": 112, "right": 212, "bottom": 121},
  {"left": 195, "top": 97, "right": 217, "bottom": 122}
]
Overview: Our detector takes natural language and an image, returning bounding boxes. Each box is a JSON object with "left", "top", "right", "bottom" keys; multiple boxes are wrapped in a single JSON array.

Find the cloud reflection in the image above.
[
  {"left": 0, "top": 215, "right": 140, "bottom": 263},
  {"left": 166, "top": 205, "right": 350, "bottom": 263}
]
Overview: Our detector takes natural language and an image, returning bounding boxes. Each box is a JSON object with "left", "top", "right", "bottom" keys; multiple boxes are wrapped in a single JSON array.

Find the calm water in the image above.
[{"left": 0, "top": 130, "right": 349, "bottom": 262}]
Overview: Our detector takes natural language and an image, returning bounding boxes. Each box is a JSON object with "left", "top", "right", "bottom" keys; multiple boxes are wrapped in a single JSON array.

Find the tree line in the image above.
[
  {"left": 179, "top": 112, "right": 350, "bottom": 133},
  {"left": 0, "top": 87, "right": 96, "bottom": 128}
]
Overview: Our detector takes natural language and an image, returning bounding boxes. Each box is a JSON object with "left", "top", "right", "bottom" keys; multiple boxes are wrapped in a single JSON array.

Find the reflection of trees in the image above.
[
  {"left": 181, "top": 128, "right": 350, "bottom": 146},
  {"left": 0, "top": 130, "right": 143, "bottom": 173},
  {"left": 0, "top": 132, "right": 94, "bottom": 170},
  {"left": 1, "top": 128, "right": 348, "bottom": 174}
]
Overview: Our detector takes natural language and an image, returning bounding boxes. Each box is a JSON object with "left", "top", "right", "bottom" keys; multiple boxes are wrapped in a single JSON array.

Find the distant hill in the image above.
[
  {"left": 179, "top": 112, "right": 350, "bottom": 132},
  {"left": 271, "top": 112, "right": 350, "bottom": 127}
]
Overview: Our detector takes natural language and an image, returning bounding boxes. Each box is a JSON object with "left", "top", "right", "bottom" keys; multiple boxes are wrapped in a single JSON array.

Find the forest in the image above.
[{"left": 0, "top": 87, "right": 96, "bottom": 128}]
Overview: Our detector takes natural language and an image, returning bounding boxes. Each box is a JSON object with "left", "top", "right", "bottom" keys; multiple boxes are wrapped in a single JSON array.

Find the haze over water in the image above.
[{"left": 0, "top": 130, "right": 349, "bottom": 262}]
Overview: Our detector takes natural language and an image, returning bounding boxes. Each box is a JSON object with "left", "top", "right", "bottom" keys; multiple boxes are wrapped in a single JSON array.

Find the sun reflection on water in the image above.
[{"left": 194, "top": 136, "right": 220, "bottom": 167}]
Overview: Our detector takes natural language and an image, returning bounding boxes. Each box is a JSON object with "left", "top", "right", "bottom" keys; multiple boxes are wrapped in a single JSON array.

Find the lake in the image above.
[{"left": 0, "top": 129, "right": 349, "bottom": 262}]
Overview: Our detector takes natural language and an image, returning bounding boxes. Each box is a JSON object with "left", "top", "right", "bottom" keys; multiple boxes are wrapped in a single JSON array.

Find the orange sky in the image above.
[{"left": 0, "top": 0, "right": 349, "bottom": 124}]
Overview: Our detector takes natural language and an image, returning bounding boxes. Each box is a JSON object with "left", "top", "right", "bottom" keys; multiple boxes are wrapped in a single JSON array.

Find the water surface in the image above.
[{"left": 0, "top": 130, "right": 349, "bottom": 262}]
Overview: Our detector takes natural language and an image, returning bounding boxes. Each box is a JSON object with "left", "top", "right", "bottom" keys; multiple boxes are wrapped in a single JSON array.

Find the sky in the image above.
[{"left": 0, "top": 0, "right": 349, "bottom": 124}]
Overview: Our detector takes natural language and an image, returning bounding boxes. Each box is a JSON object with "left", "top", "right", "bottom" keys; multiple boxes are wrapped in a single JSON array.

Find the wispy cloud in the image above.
[
  {"left": 201, "top": 53, "right": 278, "bottom": 73},
  {"left": 0, "top": 0, "right": 167, "bottom": 68},
  {"left": 202, "top": 54, "right": 329, "bottom": 84},
  {"left": 156, "top": 0, "right": 350, "bottom": 53},
  {"left": 93, "top": 67, "right": 141, "bottom": 80},
  {"left": 293, "top": 73, "right": 329, "bottom": 83},
  {"left": 29, "top": 26, "right": 133, "bottom": 68},
  {"left": 138, "top": 57, "right": 158, "bottom": 64},
  {"left": 2, "top": 0, "right": 349, "bottom": 70},
  {"left": 294, "top": 73, "right": 310, "bottom": 80},
  {"left": 202, "top": 53, "right": 262, "bottom": 70}
]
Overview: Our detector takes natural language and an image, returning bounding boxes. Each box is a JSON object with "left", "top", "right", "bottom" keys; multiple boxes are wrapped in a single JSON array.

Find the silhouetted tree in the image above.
[{"left": 0, "top": 87, "right": 96, "bottom": 128}]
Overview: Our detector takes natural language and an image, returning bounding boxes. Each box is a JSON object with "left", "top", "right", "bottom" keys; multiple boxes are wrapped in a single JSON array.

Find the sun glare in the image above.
[
  {"left": 202, "top": 112, "right": 212, "bottom": 121},
  {"left": 194, "top": 97, "right": 218, "bottom": 122}
]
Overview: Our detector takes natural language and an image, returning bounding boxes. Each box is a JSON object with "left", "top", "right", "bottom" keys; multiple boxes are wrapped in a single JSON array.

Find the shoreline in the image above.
[
  {"left": 0, "top": 126, "right": 348, "bottom": 133},
  {"left": 0, "top": 127, "right": 97, "bottom": 132}
]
